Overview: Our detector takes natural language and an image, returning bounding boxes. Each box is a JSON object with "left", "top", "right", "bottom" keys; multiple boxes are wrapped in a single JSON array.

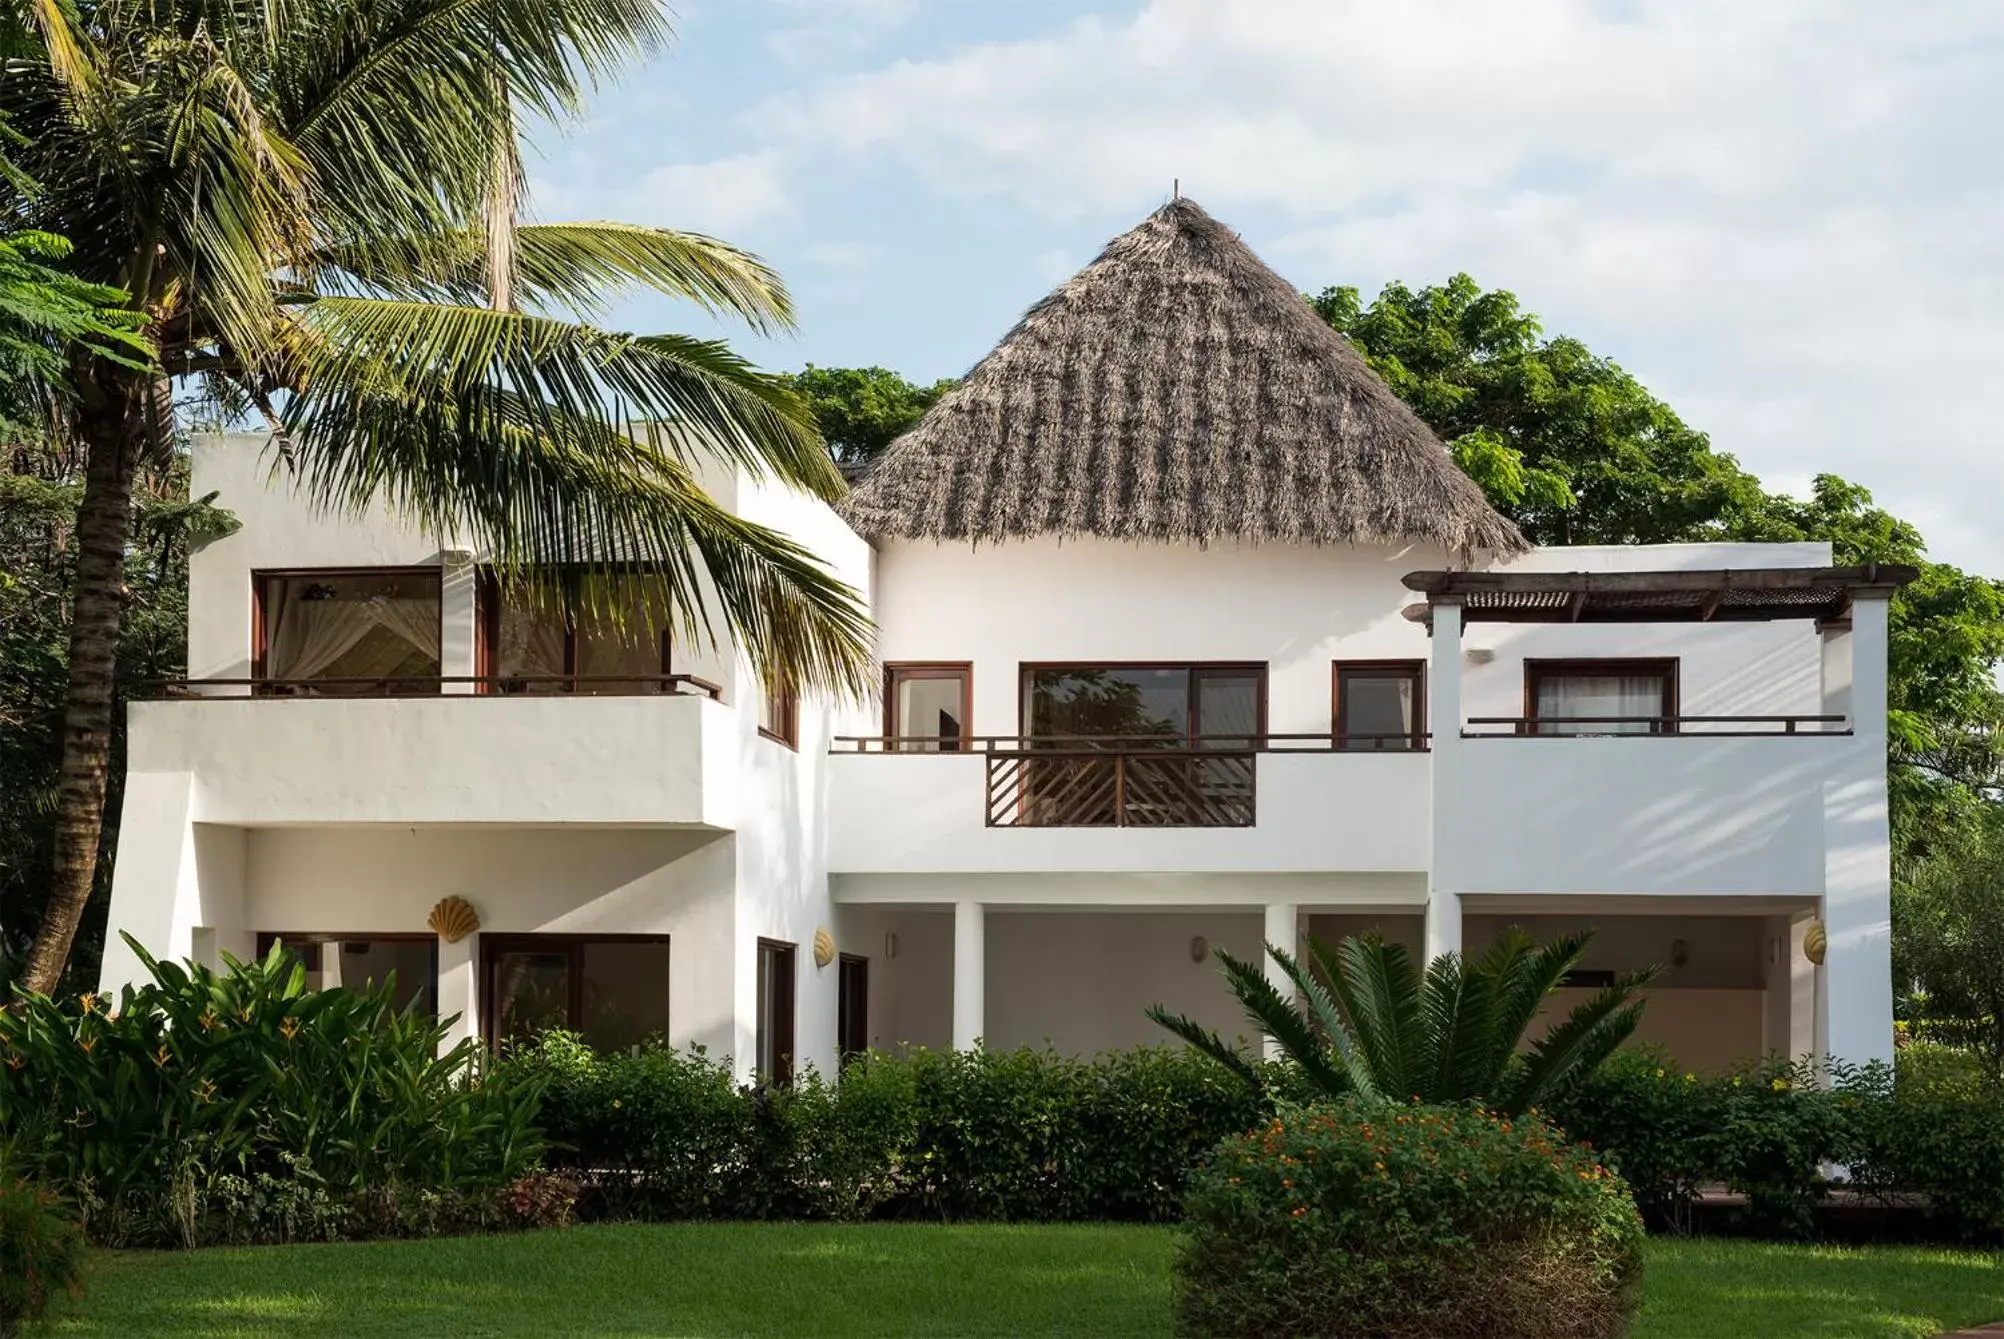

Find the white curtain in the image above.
[
  {"left": 1537, "top": 675, "right": 1664, "bottom": 735},
  {"left": 267, "top": 583, "right": 440, "bottom": 687}
]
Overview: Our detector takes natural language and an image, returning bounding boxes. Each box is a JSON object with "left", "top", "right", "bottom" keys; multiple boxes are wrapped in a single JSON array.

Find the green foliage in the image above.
[
  {"left": 1150, "top": 929, "right": 1653, "bottom": 1117},
  {"left": 778, "top": 365, "right": 958, "bottom": 465},
  {"left": 495, "top": 1036, "right": 1269, "bottom": 1223},
  {"left": 1892, "top": 808, "right": 2004, "bottom": 1073},
  {"left": 0, "top": 446, "right": 236, "bottom": 990},
  {"left": 1174, "top": 1101, "right": 1643, "bottom": 1338},
  {"left": 0, "top": 936, "right": 545, "bottom": 1247},
  {"left": 0, "top": 1168, "right": 86, "bottom": 1338}
]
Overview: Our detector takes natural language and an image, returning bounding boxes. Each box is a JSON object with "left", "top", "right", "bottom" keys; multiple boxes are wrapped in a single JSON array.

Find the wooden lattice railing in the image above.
[{"left": 984, "top": 748, "right": 1256, "bottom": 828}]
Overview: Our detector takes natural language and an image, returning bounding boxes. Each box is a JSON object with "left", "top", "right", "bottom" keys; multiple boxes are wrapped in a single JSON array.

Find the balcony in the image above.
[
  {"left": 132, "top": 675, "right": 735, "bottom": 827},
  {"left": 826, "top": 735, "right": 1432, "bottom": 875}
]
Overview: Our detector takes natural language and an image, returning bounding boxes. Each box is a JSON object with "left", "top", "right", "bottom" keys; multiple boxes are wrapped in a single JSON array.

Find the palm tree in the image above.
[
  {"left": 1150, "top": 929, "right": 1657, "bottom": 1116},
  {"left": 3, "top": 0, "right": 874, "bottom": 993}
]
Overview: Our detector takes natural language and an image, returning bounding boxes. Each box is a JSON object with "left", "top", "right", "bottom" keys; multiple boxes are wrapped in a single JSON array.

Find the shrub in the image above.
[
  {"left": 1846, "top": 1054, "right": 2004, "bottom": 1241},
  {"left": 0, "top": 937, "right": 546, "bottom": 1247},
  {"left": 1175, "top": 1102, "right": 1643, "bottom": 1338},
  {"left": 497, "top": 1036, "right": 1269, "bottom": 1223},
  {"left": 0, "top": 1169, "right": 86, "bottom": 1338}
]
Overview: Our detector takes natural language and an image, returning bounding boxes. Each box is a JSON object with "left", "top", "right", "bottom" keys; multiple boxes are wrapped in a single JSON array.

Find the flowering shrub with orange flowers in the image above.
[{"left": 1175, "top": 1100, "right": 1643, "bottom": 1339}]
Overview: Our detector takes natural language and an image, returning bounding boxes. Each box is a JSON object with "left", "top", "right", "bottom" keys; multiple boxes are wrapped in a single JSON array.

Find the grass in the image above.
[{"left": 50, "top": 1223, "right": 2004, "bottom": 1338}]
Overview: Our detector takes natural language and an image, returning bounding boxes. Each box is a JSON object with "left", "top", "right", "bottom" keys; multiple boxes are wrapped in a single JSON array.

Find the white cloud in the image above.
[
  {"left": 562, "top": 152, "right": 794, "bottom": 234},
  {"left": 754, "top": 0, "right": 2004, "bottom": 572},
  {"left": 764, "top": 0, "right": 917, "bottom": 64}
]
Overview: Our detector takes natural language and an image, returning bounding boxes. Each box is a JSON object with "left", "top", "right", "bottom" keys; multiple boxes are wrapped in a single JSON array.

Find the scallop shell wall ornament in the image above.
[
  {"left": 428, "top": 896, "right": 480, "bottom": 943},
  {"left": 1803, "top": 921, "right": 1827, "bottom": 966},
  {"left": 813, "top": 926, "right": 836, "bottom": 968}
]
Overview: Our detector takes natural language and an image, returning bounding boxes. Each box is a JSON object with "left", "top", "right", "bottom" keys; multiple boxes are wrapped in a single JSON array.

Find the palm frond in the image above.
[
  {"left": 1485, "top": 926, "right": 1593, "bottom": 1075},
  {"left": 1266, "top": 940, "right": 1366, "bottom": 1094},
  {"left": 1326, "top": 934, "right": 1427, "bottom": 1101},
  {"left": 1201, "top": 946, "right": 1350, "bottom": 1097},
  {"left": 311, "top": 223, "right": 797, "bottom": 331},
  {"left": 1497, "top": 970, "right": 1658, "bottom": 1115},
  {"left": 1143, "top": 1005, "right": 1262, "bottom": 1090},
  {"left": 1420, "top": 950, "right": 1499, "bottom": 1103}
]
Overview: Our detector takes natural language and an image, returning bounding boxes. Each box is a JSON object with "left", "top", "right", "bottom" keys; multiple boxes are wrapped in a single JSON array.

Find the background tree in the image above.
[
  {"left": 1313, "top": 276, "right": 2004, "bottom": 868},
  {"left": 4, "top": 0, "right": 874, "bottom": 994},
  {"left": 779, "top": 365, "right": 957, "bottom": 465},
  {"left": 1895, "top": 814, "right": 2004, "bottom": 1072}
]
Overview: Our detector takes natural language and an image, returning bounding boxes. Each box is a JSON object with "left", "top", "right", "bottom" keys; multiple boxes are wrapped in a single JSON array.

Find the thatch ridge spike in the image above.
[{"left": 842, "top": 197, "right": 1527, "bottom": 556}]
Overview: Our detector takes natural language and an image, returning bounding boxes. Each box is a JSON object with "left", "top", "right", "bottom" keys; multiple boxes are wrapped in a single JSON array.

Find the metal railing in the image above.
[
  {"left": 149, "top": 674, "right": 725, "bottom": 701},
  {"left": 830, "top": 732, "right": 1429, "bottom": 754},
  {"left": 1463, "top": 714, "right": 1848, "bottom": 738}
]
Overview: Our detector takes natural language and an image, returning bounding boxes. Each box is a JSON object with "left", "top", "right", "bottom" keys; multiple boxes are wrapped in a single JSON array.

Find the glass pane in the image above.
[
  {"left": 756, "top": 944, "right": 793, "bottom": 1081},
  {"left": 760, "top": 687, "right": 795, "bottom": 742},
  {"left": 574, "top": 609, "right": 662, "bottom": 696},
  {"left": 1536, "top": 674, "right": 1666, "bottom": 735},
  {"left": 893, "top": 673, "right": 967, "bottom": 751},
  {"left": 493, "top": 950, "right": 570, "bottom": 1045},
  {"left": 1193, "top": 674, "right": 1259, "bottom": 746},
  {"left": 495, "top": 599, "right": 567, "bottom": 694},
  {"left": 1343, "top": 675, "right": 1415, "bottom": 750},
  {"left": 263, "top": 571, "right": 440, "bottom": 694},
  {"left": 337, "top": 940, "right": 437, "bottom": 1018},
  {"left": 579, "top": 941, "right": 672, "bottom": 1051},
  {"left": 1024, "top": 668, "right": 1187, "bottom": 742}
]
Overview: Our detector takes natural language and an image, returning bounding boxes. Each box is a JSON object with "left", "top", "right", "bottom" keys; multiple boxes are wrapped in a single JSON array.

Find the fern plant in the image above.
[{"left": 1150, "top": 928, "right": 1656, "bottom": 1116}]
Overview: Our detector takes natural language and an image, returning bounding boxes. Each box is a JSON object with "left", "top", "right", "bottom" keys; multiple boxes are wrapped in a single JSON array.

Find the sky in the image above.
[{"left": 528, "top": 0, "right": 2004, "bottom": 576}]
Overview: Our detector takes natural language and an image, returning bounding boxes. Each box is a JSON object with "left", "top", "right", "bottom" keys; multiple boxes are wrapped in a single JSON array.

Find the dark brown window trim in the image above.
[
  {"left": 758, "top": 685, "right": 800, "bottom": 749},
  {"left": 1331, "top": 659, "right": 1428, "bottom": 751},
  {"left": 475, "top": 568, "right": 673, "bottom": 695},
  {"left": 479, "top": 932, "right": 673, "bottom": 1044},
  {"left": 254, "top": 932, "right": 440, "bottom": 1013},
  {"left": 1524, "top": 658, "right": 1680, "bottom": 734},
  {"left": 252, "top": 566, "right": 443, "bottom": 688},
  {"left": 837, "top": 953, "right": 869, "bottom": 1064},
  {"left": 884, "top": 661, "right": 974, "bottom": 748},
  {"left": 1015, "top": 661, "right": 1269, "bottom": 740},
  {"left": 756, "top": 937, "right": 798, "bottom": 1086}
]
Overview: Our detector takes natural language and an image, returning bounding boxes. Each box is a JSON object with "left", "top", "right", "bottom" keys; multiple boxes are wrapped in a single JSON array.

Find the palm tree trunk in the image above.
[{"left": 20, "top": 376, "right": 143, "bottom": 996}]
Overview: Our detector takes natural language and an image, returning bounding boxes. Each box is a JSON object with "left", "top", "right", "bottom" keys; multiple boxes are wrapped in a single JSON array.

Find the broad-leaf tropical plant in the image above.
[
  {"left": 1, "top": 0, "right": 875, "bottom": 993},
  {"left": 1149, "top": 929, "right": 1657, "bottom": 1116}
]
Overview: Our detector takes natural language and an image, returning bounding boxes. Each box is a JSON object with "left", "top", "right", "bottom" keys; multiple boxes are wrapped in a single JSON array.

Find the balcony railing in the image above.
[
  {"left": 1463, "top": 714, "right": 1848, "bottom": 738},
  {"left": 150, "top": 674, "right": 724, "bottom": 700}
]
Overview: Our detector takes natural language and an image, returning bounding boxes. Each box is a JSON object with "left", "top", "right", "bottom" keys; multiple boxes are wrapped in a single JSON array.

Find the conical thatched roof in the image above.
[{"left": 841, "top": 197, "right": 1526, "bottom": 556}]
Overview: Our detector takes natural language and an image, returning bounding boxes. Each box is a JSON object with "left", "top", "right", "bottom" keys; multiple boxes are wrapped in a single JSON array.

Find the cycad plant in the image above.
[
  {"left": 1150, "top": 929, "right": 1656, "bottom": 1116},
  {"left": 3, "top": 0, "right": 876, "bottom": 992}
]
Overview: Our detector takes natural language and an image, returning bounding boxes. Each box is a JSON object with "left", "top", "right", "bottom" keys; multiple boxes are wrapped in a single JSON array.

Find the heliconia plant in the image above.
[{"left": 0, "top": 936, "right": 544, "bottom": 1246}]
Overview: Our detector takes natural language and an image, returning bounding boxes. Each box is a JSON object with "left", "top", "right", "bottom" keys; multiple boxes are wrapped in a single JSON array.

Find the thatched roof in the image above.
[{"left": 841, "top": 197, "right": 1526, "bottom": 556}]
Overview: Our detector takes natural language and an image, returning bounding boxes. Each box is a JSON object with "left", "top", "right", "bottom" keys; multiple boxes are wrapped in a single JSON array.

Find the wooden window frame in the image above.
[
  {"left": 837, "top": 953, "right": 869, "bottom": 1064},
  {"left": 475, "top": 568, "right": 673, "bottom": 694},
  {"left": 479, "top": 932, "right": 673, "bottom": 1044},
  {"left": 1524, "top": 658, "right": 1681, "bottom": 734},
  {"left": 1015, "top": 661, "right": 1269, "bottom": 742},
  {"left": 758, "top": 684, "right": 800, "bottom": 749},
  {"left": 1331, "top": 659, "right": 1427, "bottom": 751},
  {"left": 254, "top": 932, "right": 440, "bottom": 1014},
  {"left": 251, "top": 566, "right": 444, "bottom": 691},
  {"left": 884, "top": 662, "right": 974, "bottom": 749},
  {"left": 756, "top": 937, "right": 798, "bottom": 1086}
]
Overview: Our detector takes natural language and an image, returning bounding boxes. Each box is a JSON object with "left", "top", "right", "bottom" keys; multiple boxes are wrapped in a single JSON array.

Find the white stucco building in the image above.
[{"left": 101, "top": 200, "right": 1907, "bottom": 1082}]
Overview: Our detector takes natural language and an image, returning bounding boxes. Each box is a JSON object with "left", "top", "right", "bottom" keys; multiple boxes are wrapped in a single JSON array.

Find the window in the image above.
[
  {"left": 1333, "top": 661, "right": 1426, "bottom": 751},
  {"left": 1526, "top": 659, "right": 1679, "bottom": 735},
  {"left": 885, "top": 663, "right": 972, "bottom": 750},
  {"left": 255, "top": 569, "right": 441, "bottom": 694},
  {"left": 254, "top": 933, "right": 438, "bottom": 1019},
  {"left": 756, "top": 939, "right": 797, "bottom": 1085},
  {"left": 759, "top": 681, "right": 799, "bottom": 748},
  {"left": 476, "top": 573, "right": 670, "bottom": 695},
  {"left": 1019, "top": 663, "right": 1265, "bottom": 743},
  {"left": 483, "top": 935, "right": 672, "bottom": 1051},
  {"left": 838, "top": 954, "right": 869, "bottom": 1063}
]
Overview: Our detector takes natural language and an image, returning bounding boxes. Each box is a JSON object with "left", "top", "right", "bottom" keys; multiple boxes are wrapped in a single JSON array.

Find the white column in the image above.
[
  {"left": 1261, "top": 902, "right": 1299, "bottom": 1060},
  {"left": 1424, "top": 599, "right": 1463, "bottom": 965},
  {"left": 438, "top": 933, "right": 479, "bottom": 1056},
  {"left": 952, "top": 901, "right": 985, "bottom": 1051},
  {"left": 1821, "top": 595, "right": 1893, "bottom": 1070},
  {"left": 439, "top": 552, "right": 479, "bottom": 693}
]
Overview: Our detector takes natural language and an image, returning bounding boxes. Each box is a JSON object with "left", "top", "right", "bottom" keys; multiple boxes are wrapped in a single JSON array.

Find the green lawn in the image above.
[{"left": 51, "top": 1223, "right": 2004, "bottom": 1338}]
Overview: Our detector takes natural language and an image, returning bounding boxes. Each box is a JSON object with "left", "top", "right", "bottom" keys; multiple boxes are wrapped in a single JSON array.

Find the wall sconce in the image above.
[
  {"left": 884, "top": 931, "right": 900, "bottom": 960},
  {"left": 1670, "top": 938, "right": 1690, "bottom": 969},
  {"left": 1463, "top": 647, "right": 1496, "bottom": 665},
  {"left": 1190, "top": 936, "right": 1210, "bottom": 963},
  {"left": 439, "top": 545, "right": 474, "bottom": 567}
]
